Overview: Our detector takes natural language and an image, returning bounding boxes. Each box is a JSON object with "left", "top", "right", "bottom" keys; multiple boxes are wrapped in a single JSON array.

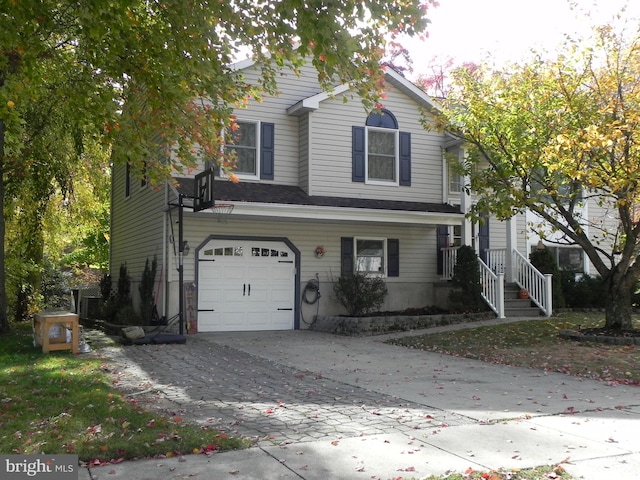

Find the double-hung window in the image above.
[
  {"left": 355, "top": 238, "right": 386, "bottom": 275},
  {"left": 448, "top": 161, "right": 462, "bottom": 194},
  {"left": 226, "top": 120, "right": 259, "bottom": 177},
  {"left": 352, "top": 109, "right": 411, "bottom": 186},
  {"left": 341, "top": 237, "right": 399, "bottom": 278},
  {"left": 367, "top": 127, "right": 398, "bottom": 183},
  {"left": 223, "top": 120, "right": 275, "bottom": 180}
]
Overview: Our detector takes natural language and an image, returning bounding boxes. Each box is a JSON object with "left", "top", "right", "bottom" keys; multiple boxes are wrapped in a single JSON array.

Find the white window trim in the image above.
[
  {"left": 447, "top": 161, "right": 462, "bottom": 196},
  {"left": 222, "top": 119, "right": 261, "bottom": 180},
  {"left": 354, "top": 236, "right": 388, "bottom": 277},
  {"left": 364, "top": 126, "right": 399, "bottom": 186}
]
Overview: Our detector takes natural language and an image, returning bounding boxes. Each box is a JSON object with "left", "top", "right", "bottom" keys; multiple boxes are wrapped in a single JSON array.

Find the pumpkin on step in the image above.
[{"left": 518, "top": 289, "right": 529, "bottom": 299}]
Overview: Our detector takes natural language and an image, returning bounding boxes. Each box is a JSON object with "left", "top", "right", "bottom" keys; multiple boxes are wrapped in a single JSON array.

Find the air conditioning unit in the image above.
[{"left": 80, "top": 296, "right": 102, "bottom": 319}]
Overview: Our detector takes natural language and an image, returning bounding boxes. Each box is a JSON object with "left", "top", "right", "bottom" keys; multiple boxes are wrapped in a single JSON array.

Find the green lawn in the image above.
[
  {"left": 3, "top": 313, "right": 610, "bottom": 477},
  {"left": 0, "top": 327, "right": 248, "bottom": 463},
  {"left": 388, "top": 312, "right": 640, "bottom": 385}
]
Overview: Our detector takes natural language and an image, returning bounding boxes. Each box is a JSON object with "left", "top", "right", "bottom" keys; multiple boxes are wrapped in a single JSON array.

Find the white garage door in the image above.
[{"left": 197, "top": 239, "right": 295, "bottom": 332}]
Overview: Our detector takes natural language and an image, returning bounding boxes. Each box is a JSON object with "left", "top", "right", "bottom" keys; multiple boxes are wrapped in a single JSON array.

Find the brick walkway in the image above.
[{"left": 96, "top": 334, "right": 472, "bottom": 446}]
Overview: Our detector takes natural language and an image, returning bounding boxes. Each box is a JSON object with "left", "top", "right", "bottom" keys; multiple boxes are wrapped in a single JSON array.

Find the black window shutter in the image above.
[
  {"left": 352, "top": 126, "right": 365, "bottom": 182},
  {"left": 341, "top": 237, "right": 354, "bottom": 276},
  {"left": 387, "top": 239, "right": 399, "bottom": 277},
  {"left": 399, "top": 131, "right": 411, "bottom": 186},
  {"left": 436, "top": 225, "right": 449, "bottom": 275},
  {"left": 260, "top": 122, "right": 275, "bottom": 180}
]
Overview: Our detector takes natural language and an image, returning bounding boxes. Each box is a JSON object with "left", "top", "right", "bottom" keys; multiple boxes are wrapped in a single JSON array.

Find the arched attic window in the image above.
[
  {"left": 365, "top": 109, "right": 398, "bottom": 129},
  {"left": 352, "top": 109, "right": 411, "bottom": 185}
]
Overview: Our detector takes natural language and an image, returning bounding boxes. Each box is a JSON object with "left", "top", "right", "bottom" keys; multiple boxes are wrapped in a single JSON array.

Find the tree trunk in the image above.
[
  {"left": 0, "top": 117, "right": 8, "bottom": 334},
  {"left": 604, "top": 275, "right": 633, "bottom": 330}
]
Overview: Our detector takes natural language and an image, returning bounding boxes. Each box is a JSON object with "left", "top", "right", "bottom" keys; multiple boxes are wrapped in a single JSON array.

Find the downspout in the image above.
[
  {"left": 177, "top": 194, "right": 185, "bottom": 336},
  {"left": 441, "top": 147, "right": 447, "bottom": 204},
  {"left": 162, "top": 183, "right": 169, "bottom": 319},
  {"left": 505, "top": 218, "right": 516, "bottom": 283}
]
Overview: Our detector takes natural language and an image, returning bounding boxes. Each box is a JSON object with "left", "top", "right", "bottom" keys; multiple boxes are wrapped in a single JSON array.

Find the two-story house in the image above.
[{"left": 110, "top": 60, "right": 542, "bottom": 333}]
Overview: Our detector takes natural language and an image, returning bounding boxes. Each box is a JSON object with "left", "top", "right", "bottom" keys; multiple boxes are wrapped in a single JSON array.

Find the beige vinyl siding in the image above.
[
  {"left": 228, "top": 64, "right": 331, "bottom": 186},
  {"left": 309, "top": 85, "right": 444, "bottom": 203},
  {"left": 562, "top": 194, "right": 616, "bottom": 275},
  {"left": 110, "top": 163, "right": 166, "bottom": 303},
  {"left": 166, "top": 214, "right": 442, "bottom": 317}
]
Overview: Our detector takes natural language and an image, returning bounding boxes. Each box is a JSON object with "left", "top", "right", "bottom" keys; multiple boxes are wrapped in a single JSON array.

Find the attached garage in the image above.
[{"left": 196, "top": 237, "right": 298, "bottom": 332}]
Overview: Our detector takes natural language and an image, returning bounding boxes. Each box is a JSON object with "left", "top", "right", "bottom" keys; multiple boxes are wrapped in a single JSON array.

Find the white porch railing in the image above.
[
  {"left": 512, "top": 249, "right": 553, "bottom": 317},
  {"left": 440, "top": 247, "right": 552, "bottom": 317},
  {"left": 485, "top": 249, "right": 507, "bottom": 274},
  {"left": 440, "top": 246, "right": 460, "bottom": 280}
]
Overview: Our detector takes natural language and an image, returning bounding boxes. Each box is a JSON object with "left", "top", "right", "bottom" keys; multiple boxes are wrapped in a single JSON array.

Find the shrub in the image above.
[
  {"left": 138, "top": 256, "right": 157, "bottom": 325},
  {"left": 99, "top": 264, "right": 138, "bottom": 323},
  {"left": 561, "top": 274, "right": 606, "bottom": 308},
  {"left": 449, "top": 245, "right": 485, "bottom": 311},
  {"left": 529, "top": 247, "right": 565, "bottom": 308},
  {"left": 333, "top": 272, "right": 388, "bottom": 316}
]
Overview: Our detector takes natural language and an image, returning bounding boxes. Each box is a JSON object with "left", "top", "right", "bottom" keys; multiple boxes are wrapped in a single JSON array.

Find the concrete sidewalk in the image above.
[{"left": 80, "top": 319, "right": 640, "bottom": 479}]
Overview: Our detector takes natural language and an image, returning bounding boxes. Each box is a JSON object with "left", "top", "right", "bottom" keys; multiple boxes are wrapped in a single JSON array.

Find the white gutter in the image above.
[{"left": 205, "top": 202, "right": 462, "bottom": 225}]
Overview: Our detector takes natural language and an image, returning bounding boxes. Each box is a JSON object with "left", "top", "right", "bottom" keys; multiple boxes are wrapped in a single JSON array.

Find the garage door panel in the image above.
[
  {"left": 197, "top": 240, "right": 295, "bottom": 332},
  {"left": 223, "top": 312, "right": 247, "bottom": 329},
  {"left": 271, "top": 287, "right": 293, "bottom": 305},
  {"left": 199, "top": 267, "right": 220, "bottom": 281},
  {"left": 270, "top": 311, "right": 294, "bottom": 329},
  {"left": 198, "top": 311, "right": 222, "bottom": 331},
  {"left": 272, "top": 265, "right": 294, "bottom": 281},
  {"left": 247, "top": 312, "right": 269, "bottom": 327},
  {"left": 249, "top": 266, "right": 270, "bottom": 280},
  {"left": 246, "top": 286, "right": 269, "bottom": 303},
  {"left": 223, "top": 268, "right": 246, "bottom": 281}
]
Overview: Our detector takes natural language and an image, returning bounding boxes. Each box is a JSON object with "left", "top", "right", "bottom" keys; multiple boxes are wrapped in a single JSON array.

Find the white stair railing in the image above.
[
  {"left": 440, "top": 246, "right": 550, "bottom": 318},
  {"left": 479, "top": 258, "right": 505, "bottom": 318},
  {"left": 512, "top": 250, "right": 553, "bottom": 316}
]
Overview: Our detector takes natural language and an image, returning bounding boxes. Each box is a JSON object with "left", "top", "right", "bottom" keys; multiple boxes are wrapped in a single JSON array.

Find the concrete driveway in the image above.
[{"left": 87, "top": 321, "right": 640, "bottom": 480}]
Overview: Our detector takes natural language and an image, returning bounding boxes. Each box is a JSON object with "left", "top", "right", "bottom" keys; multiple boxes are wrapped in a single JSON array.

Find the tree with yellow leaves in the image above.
[{"left": 437, "top": 23, "right": 640, "bottom": 329}]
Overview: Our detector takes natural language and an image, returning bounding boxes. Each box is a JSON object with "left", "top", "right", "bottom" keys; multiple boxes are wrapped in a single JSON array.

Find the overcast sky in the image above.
[{"left": 407, "top": 0, "right": 640, "bottom": 75}]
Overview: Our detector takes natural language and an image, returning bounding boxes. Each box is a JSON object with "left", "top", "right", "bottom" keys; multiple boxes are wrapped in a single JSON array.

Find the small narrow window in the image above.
[
  {"left": 125, "top": 163, "right": 131, "bottom": 198},
  {"left": 448, "top": 161, "right": 461, "bottom": 194}
]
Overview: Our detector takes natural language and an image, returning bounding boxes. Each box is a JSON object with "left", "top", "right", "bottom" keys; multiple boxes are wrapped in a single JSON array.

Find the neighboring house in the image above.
[{"left": 110, "top": 60, "right": 537, "bottom": 333}]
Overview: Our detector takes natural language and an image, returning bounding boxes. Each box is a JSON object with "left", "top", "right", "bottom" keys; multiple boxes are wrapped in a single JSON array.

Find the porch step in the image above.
[{"left": 503, "top": 284, "right": 542, "bottom": 318}]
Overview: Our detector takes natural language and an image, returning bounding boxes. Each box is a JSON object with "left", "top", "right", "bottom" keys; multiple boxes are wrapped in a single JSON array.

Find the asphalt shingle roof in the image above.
[{"left": 174, "top": 177, "right": 460, "bottom": 214}]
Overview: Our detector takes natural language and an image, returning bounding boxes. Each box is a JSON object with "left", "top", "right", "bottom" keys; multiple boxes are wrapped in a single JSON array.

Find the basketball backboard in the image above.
[{"left": 192, "top": 168, "right": 214, "bottom": 212}]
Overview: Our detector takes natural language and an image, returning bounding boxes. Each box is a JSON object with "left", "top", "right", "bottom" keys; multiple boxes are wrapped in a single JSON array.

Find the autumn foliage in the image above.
[{"left": 436, "top": 22, "right": 640, "bottom": 329}]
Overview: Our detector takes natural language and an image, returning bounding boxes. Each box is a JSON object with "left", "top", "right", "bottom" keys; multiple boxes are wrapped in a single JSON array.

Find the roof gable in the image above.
[
  {"left": 286, "top": 67, "right": 439, "bottom": 116},
  {"left": 230, "top": 58, "right": 440, "bottom": 116}
]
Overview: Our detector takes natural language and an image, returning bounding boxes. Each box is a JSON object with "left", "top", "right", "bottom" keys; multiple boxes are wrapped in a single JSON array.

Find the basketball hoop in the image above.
[{"left": 210, "top": 203, "right": 234, "bottom": 223}]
